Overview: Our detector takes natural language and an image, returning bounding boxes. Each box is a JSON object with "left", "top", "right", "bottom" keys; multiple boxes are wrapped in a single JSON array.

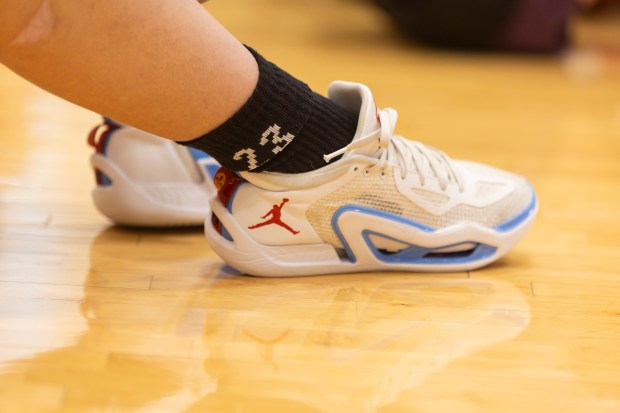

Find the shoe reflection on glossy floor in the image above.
[{"left": 0, "top": 227, "right": 530, "bottom": 413}]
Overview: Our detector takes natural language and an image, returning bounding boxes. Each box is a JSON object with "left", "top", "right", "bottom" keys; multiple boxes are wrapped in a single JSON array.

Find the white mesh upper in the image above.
[
  {"left": 410, "top": 188, "right": 450, "bottom": 207},
  {"left": 306, "top": 168, "right": 532, "bottom": 248}
]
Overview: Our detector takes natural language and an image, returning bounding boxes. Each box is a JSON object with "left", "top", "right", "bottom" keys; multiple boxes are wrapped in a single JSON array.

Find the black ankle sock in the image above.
[{"left": 179, "top": 47, "right": 358, "bottom": 173}]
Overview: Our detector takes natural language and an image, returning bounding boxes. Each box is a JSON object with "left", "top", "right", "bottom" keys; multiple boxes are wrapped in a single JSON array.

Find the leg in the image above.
[
  {"left": 0, "top": 0, "right": 357, "bottom": 173},
  {"left": 0, "top": 0, "right": 258, "bottom": 141}
]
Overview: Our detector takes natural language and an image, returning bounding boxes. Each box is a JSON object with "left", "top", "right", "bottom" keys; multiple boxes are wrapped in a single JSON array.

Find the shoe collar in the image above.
[{"left": 239, "top": 81, "right": 388, "bottom": 190}]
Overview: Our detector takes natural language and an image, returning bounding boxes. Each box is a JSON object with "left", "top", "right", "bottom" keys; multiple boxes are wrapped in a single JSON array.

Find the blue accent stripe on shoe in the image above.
[
  {"left": 99, "top": 172, "right": 113, "bottom": 186},
  {"left": 220, "top": 224, "right": 233, "bottom": 242},
  {"left": 331, "top": 205, "right": 498, "bottom": 265},
  {"left": 362, "top": 230, "right": 497, "bottom": 264},
  {"left": 188, "top": 148, "right": 220, "bottom": 179},
  {"left": 332, "top": 205, "right": 435, "bottom": 263},
  {"left": 205, "top": 164, "right": 220, "bottom": 180},
  {"left": 188, "top": 147, "right": 211, "bottom": 161},
  {"left": 495, "top": 192, "right": 538, "bottom": 232}
]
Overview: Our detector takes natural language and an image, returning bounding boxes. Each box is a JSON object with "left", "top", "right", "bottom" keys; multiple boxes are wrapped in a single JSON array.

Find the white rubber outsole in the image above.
[
  {"left": 91, "top": 154, "right": 211, "bottom": 227},
  {"left": 204, "top": 194, "right": 538, "bottom": 277}
]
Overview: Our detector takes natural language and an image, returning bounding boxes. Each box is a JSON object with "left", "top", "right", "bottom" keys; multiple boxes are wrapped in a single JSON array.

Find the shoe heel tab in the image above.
[
  {"left": 328, "top": 81, "right": 370, "bottom": 115},
  {"left": 213, "top": 167, "right": 245, "bottom": 207},
  {"left": 87, "top": 119, "right": 120, "bottom": 154}
]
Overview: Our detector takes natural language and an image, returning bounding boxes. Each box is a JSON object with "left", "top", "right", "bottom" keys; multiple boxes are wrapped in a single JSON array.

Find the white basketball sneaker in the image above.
[
  {"left": 88, "top": 119, "right": 218, "bottom": 226},
  {"left": 205, "top": 81, "right": 538, "bottom": 276}
]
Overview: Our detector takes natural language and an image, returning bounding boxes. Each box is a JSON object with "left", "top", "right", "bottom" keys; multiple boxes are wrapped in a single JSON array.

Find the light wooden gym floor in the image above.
[{"left": 1, "top": 1, "right": 619, "bottom": 412}]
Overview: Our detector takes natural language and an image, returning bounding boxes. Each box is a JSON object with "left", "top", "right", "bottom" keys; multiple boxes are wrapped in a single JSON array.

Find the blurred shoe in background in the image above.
[
  {"left": 373, "top": 0, "right": 575, "bottom": 53},
  {"left": 88, "top": 118, "right": 218, "bottom": 227}
]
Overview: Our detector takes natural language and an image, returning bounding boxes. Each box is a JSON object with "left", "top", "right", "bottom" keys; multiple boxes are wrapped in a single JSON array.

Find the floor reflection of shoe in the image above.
[
  {"left": 206, "top": 81, "right": 538, "bottom": 276},
  {"left": 88, "top": 118, "right": 219, "bottom": 227}
]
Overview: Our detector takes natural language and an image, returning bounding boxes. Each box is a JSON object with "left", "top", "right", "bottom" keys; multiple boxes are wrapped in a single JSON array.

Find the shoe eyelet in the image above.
[{"left": 353, "top": 166, "right": 359, "bottom": 172}]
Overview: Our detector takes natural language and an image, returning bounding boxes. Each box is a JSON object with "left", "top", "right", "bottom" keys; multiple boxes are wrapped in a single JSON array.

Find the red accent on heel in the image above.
[
  {"left": 88, "top": 120, "right": 120, "bottom": 153},
  {"left": 88, "top": 120, "right": 121, "bottom": 185},
  {"left": 211, "top": 167, "right": 245, "bottom": 235}
]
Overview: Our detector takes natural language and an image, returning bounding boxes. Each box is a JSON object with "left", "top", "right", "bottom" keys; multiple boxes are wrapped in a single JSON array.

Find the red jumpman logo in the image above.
[{"left": 248, "top": 198, "right": 299, "bottom": 235}]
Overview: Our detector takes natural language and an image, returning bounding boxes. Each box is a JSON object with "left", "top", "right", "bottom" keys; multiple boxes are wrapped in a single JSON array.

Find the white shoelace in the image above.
[{"left": 323, "top": 108, "right": 464, "bottom": 192}]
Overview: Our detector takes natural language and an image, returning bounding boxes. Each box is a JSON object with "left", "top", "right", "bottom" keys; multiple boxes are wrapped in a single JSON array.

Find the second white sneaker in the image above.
[{"left": 88, "top": 119, "right": 218, "bottom": 227}]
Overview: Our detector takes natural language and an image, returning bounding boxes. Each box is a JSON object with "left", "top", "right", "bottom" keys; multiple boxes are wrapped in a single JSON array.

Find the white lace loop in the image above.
[
  {"left": 324, "top": 108, "right": 464, "bottom": 192},
  {"left": 322, "top": 109, "right": 396, "bottom": 164}
]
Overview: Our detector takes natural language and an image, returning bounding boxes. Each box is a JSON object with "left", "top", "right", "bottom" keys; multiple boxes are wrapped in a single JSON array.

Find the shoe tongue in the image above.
[{"left": 328, "top": 81, "right": 382, "bottom": 157}]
